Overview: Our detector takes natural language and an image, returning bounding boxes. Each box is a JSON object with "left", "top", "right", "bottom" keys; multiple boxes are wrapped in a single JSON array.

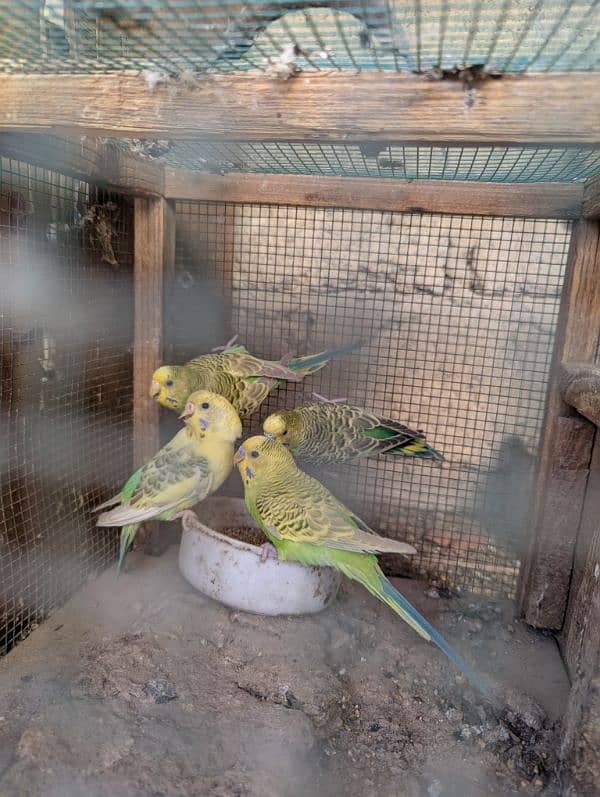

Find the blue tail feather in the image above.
[
  {"left": 288, "top": 341, "right": 363, "bottom": 373},
  {"left": 381, "top": 578, "right": 492, "bottom": 699}
]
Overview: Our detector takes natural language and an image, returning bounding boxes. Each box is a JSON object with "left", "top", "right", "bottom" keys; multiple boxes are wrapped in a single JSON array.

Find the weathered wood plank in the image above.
[
  {"left": 562, "top": 435, "right": 600, "bottom": 674},
  {"left": 560, "top": 362, "right": 600, "bottom": 427},
  {"left": 165, "top": 170, "right": 583, "bottom": 218},
  {"left": 133, "top": 196, "right": 175, "bottom": 556},
  {"left": 583, "top": 173, "right": 600, "bottom": 219},
  {"left": 560, "top": 444, "right": 600, "bottom": 791},
  {"left": 133, "top": 196, "right": 171, "bottom": 465},
  {"left": 0, "top": 132, "right": 164, "bottom": 196},
  {"left": 561, "top": 669, "right": 600, "bottom": 794},
  {"left": 0, "top": 72, "right": 599, "bottom": 144},
  {"left": 517, "top": 220, "right": 600, "bottom": 629}
]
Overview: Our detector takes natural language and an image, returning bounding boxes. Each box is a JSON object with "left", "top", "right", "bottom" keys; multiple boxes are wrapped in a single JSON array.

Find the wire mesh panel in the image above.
[
  {"left": 172, "top": 201, "right": 571, "bottom": 597},
  {"left": 0, "top": 156, "right": 134, "bottom": 655},
  {"left": 2, "top": 1, "right": 600, "bottom": 74},
  {"left": 156, "top": 140, "right": 600, "bottom": 182}
]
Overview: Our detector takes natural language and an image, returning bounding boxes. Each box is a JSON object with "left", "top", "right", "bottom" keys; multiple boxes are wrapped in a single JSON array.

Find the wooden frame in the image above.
[
  {"left": 558, "top": 367, "right": 600, "bottom": 794},
  {"left": 517, "top": 220, "right": 600, "bottom": 630},
  {"left": 0, "top": 133, "right": 164, "bottom": 196},
  {"left": 133, "top": 196, "right": 176, "bottom": 554},
  {"left": 583, "top": 174, "right": 600, "bottom": 219},
  {"left": 0, "top": 72, "right": 599, "bottom": 145},
  {"left": 165, "top": 170, "right": 584, "bottom": 219}
]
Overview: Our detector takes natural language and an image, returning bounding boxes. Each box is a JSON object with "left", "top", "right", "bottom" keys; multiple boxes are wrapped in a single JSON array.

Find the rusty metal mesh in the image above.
[
  {"left": 0, "top": 156, "right": 134, "bottom": 655},
  {"left": 171, "top": 201, "right": 572, "bottom": 597}
]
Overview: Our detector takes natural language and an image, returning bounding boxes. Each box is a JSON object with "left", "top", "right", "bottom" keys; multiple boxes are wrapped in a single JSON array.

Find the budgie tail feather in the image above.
[
  {"left": 118, "top": 524, "right": 139, "bottom": 572},
  {"left": 287, "top": 341, "right": 363, "bottom": 375},
  {"left": 338, "top": 556, "right": 490, "bottom": 698}
]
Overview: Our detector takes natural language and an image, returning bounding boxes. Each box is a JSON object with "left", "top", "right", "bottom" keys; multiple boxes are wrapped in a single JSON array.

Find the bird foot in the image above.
[
  {"left": 175, "top": 509, "right": 200, "bottom": 531},
  {"left": 258, "top": 542, "right": 278, "bottom": 563},
  {"left": 312, "top": 392, "right": 348, "bottom": 404},
  {"left": 212, "top": 334, "right": 239, "bottom": 352}
]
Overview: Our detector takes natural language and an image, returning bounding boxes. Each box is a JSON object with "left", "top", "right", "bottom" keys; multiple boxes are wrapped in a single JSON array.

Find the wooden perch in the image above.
[
  {"left": 560, "top": 362, "right": 600, "bottom": 427},
  {"left": 0, "top": 72, "right": 599, "bottom": 144}
]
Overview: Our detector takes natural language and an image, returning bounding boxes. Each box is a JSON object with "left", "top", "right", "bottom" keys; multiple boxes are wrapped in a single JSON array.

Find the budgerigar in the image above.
[
  {"left": 96, "top": 390, "right": 242, "bottom": 570},
  {"left": 234, "top": 436, "right": 488, "bottom": 695},
  {"left": 263, "top": 401, "right": 443, "bottom": 465},
  {"left": 149, "top": 341, "right": 362, "bottom": 418}
]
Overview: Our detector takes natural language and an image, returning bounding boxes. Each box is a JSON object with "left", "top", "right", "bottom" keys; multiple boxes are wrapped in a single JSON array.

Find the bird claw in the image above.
[
  {"left": 211, "top": 334, "right": 239, "bottom": 352},
  {"left": 312, "top": 392, "right": 348, "bottom": 404},
  {"left": 175, "top": 509, "right": 200, "bottom": 531},
  {"left": 258, "top": 542, "right": 278, "bottom": 563}
]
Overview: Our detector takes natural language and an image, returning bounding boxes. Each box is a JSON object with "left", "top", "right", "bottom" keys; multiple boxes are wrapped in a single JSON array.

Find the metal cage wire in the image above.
[
  {"left": 152, "top": 140, "right": 600, "bottom": 182},
  {"left": 0, "top": 157, "right": 134, "bottom": 655},
  {"left": 172, "top": 200, "right": 572, "bottom": 597}
]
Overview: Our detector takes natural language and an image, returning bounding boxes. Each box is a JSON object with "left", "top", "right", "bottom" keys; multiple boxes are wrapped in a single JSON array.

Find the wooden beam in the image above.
[
  {"left": 0, "top": 72, "right": 599, "bottom": 144},
  {"left": 0, "top": 132, "right": 164, "bottom": 196},
  {"left": 133, "top": 196, "right": 175, "bottom": 556},
  {"left": 561, "top": 362, "right": 600, "bottom": 427},
  {"left": 165, "top": 170, "right": 583, "bottom": 219},
  {"left": 583, "top": 173, "right": 600, "bottom": 219},
  {"left": 517, "top": 220, "right": 600, "bottom": 629}
]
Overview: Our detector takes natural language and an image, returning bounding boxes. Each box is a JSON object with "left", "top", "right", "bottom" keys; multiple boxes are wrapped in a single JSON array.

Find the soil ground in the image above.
[{"left": 0, "top": 546, "right": 569, "bottom": 796}]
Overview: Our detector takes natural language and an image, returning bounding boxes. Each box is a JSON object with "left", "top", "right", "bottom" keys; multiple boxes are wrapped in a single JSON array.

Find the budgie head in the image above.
[
  {"left": 234, "top": 434, "right": 295, "bottom": 485},
  {"left": 262, "top": 409, "right": 303, "bottom": 452},
  {"left": 150, "top": 365, "right": 193, "bottom": 412},
  {"left": 179, "top": 390, "right": 242, "bottom": 442}
]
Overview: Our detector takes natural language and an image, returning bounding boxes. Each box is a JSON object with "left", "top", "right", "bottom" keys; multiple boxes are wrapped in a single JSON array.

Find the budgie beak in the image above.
[
  {"left": 149, "top": 380, "right": 160, "bottom": 398},
  {"left": 233, "top": 446, "right": 245, "bottom": 465},
  {"left": 179, "top": 401, "right": 195, "bottom": 421}
]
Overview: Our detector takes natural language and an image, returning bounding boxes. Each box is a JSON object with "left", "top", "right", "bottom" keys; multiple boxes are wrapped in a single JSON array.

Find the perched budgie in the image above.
[
  {"left": 149, "top": 341, "right": 362, "bottom": 418},
  {"left": 263, "top": 401, "right": 443, "bottom": 465},
  {"left": 96, "top": 390, "right": 242, "bottom": 570},
  {"left": 234, "top": 436, "right": 488, "bottom": 695}
]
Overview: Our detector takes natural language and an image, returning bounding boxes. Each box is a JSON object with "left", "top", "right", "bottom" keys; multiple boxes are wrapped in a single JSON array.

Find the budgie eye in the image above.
[
  {"left": 165, "top": 379, "right": 174, "bottom": 387},
  {"left": 201, "top": 401, "right": 210, "bottom": 409},
  {"left": 282, "top": 429, "right": 288, "bottom": 436},
  {"left": 250, "top": 450, "right": 260, "bottom": 459}
]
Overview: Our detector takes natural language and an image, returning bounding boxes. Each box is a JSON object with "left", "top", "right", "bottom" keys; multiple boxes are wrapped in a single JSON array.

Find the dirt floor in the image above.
[{"left": 0, "top": 546, "right": 569, "bottom": 797}]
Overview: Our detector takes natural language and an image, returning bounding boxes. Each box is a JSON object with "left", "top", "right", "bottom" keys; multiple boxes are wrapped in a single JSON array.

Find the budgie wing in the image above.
[
  {"left": 223, "top": 352, "right": 304, "bottom": 382},
  {"left": 97, "top": 433, "right": 213, "bottom": 526},
  {"left": 237, "top": 378, "right": 277, "bottom": 416},
  {"left": 325, "top": 404, "right": 425, "bottom": 452},
  {"left": 255, "top": 475, "right": 415, "bottom": 556}
]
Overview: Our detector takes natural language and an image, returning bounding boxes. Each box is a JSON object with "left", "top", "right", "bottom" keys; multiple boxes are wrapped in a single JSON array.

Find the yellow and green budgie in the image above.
[
  {"left": 263, "top": 400, "right": 443, "bottom": 465},
  {"left": 149, "top": 341, "right": 362, "bottom": 418},
  {"left": 96, "top": 390, "right": 242, "bottom": 570},
  {"left": 234, "top": 435, "right": 488, "bottom": 696}
]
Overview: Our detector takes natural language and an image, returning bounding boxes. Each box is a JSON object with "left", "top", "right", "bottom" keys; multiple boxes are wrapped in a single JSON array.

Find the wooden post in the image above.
[
  {"left": 559, "top": 432, "right": 600, "bottom": 791},
  {"left": 133, "top": 196, "right": 176, "bottom": 555},
  {"left": 517, "top": 220, "right": 600, "bottom": 629}
]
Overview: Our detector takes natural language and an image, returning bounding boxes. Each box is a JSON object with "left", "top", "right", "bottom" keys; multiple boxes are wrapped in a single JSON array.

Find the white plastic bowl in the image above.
[{"left": 178, "top": 497, "right": 341, "bottom": 616}]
